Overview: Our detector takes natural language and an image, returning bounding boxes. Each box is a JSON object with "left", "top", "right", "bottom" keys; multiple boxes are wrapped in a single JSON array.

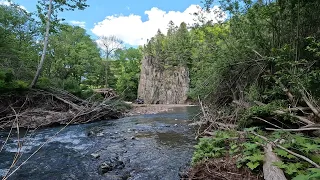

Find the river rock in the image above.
[
  {"left": 98, "top": 157, "right": 125, "bottom": 174},
  {"left": 99, "top": 163, "right": 113, "bottom": 174},
  {"left": 91, "top": 153, "right": 100, "bottom": 159},
  {"left": 96, "top": 132, "right": 104, "bottom": 137},
  {"left": 87, "top": 126, "right": 104, "bottom": 137}
]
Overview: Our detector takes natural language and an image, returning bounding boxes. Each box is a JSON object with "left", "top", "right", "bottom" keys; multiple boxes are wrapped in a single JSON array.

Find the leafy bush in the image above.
[{"left": 192, "top": 130, "right": 320, "bottom": 179}]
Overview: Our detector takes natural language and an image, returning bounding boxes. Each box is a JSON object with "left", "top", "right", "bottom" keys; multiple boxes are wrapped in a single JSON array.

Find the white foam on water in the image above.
[
  {"left": 0, "top": 169, "right": 9, "bottom": 177},
  {"left": 4, "top": 130, "right": 87, "bottom": 153}
]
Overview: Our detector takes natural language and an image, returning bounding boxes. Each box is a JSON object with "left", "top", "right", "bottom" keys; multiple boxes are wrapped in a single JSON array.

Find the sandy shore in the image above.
[{"left": 125, "top": 104, "right": 197, "bottom": 116}]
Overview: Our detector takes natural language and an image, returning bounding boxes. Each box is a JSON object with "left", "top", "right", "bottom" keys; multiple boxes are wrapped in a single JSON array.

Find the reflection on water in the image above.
[{"left": 156, "top": 132, "right": 191, "bottom": 147}]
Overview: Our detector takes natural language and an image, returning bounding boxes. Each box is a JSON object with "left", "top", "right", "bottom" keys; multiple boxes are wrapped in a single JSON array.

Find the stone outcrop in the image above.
[{"left": 138, "top": 56, "right": 189, "bottom": 104}]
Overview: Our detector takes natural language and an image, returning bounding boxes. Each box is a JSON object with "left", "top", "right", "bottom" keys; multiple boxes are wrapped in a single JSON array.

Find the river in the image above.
[{"left": 0, "top": 106, "right": 199, "bottom": 180}]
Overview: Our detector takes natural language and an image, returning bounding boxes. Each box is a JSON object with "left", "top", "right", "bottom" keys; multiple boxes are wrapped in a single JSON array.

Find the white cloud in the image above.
[
  {"left": 0, "top": 0, "right": 27, "bottom": 11},
  {"left": 19, "top": 5, "right": 26, "bottom": 11},
  {"left": 69, "top": 20, "right": 86, "bottom": 28},
  {"left": 0, "top": 0, "right": 10, "bottom": 6},
  {"left": 91, "top": 5, "right": 226, "bottom": 46}
]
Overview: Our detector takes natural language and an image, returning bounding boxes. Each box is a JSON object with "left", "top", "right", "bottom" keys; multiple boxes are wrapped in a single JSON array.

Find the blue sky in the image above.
[{"left": 6, "top": 0, "right": 223, "bottom": 46}]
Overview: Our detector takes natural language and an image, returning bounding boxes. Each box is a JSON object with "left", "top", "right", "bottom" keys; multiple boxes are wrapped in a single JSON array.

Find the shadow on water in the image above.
[{"left": 0, "top": 106, "right": 200, "bottom": 180}]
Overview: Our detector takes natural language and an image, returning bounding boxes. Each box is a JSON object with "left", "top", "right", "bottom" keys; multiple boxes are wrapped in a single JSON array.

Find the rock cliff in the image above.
[{"left": 138, "top": 56, "right": 189, "bottom": 104}]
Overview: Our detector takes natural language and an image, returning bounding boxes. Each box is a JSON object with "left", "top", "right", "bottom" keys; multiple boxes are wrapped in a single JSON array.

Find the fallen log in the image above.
[
  {"left": 266, "top": 127, "right": 320, "bottom": 132},
  {"left": 300, "top": 89, "right": 320, "bottom": 120},
  {"left": 232, "top": 100, "right": 250, "bottom": 108},
  {"left": 263, "top": 143, "right": 287, "bottom": 180},
  {"left": 253, "top": 117, "right": 282, "bottom": 129},
  {"left": 251, "top": 131, "right": 320, "bottom": 168},
  {"left": 273, "top": 110, "right": 314, "bottom": 125}
]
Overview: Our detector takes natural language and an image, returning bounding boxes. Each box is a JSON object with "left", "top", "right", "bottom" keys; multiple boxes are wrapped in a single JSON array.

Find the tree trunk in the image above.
[
  {"left": 30, "top": 0, "right": 53, "bottom": 88},
  {"left": 104, "top": 53, "right": 110, "bottom": 88}
]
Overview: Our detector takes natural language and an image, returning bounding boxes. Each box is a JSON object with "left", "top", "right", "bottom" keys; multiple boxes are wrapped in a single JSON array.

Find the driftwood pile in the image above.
[
  {"left": 93, "top": 88, "right": 118, "bottom": 99},
  {"left": 0, "top": 88, "right": 123, "bottom": 129}
]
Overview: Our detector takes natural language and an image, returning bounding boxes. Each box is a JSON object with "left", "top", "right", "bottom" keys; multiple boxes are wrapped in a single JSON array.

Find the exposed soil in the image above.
[{"left": 183, "top": 157, "right": 263, "bottom": 180}]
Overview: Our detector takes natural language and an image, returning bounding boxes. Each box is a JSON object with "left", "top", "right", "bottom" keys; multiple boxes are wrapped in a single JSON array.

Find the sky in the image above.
[{"left": 1, "top": 0, "right": 224, "bottom": 47}]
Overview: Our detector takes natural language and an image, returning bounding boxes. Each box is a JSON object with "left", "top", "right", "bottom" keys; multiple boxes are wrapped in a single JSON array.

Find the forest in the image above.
[
  {"left": 0, "top": 1, "right": 141, "bottom": 100},
  {"left": 1, "top": 0, "right": 320, "bottom": 179}
]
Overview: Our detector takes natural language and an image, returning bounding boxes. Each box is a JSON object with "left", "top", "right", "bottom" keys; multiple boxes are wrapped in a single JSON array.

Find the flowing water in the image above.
[{"left": 0, "top": 106, "right": 199, "bottom": 180}]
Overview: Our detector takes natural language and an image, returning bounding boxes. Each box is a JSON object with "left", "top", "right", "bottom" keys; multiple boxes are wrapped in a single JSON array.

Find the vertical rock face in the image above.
[{"left": 138, "top": 56, "right": 190, "bottom": 104}]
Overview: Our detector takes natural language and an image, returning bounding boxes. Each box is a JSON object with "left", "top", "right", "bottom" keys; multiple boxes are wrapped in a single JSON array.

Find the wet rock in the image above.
[
  {"left": 99, "top": 157, "right": 125, "bottom": 174},
  {"left": 99, "top": 163, "right": 113, "bottom": 174},
  {"left": 104, "top": 172, "right": 131, "bottom": 180},
  {"left": 96, "top": 132, "right": 104, "bottom": 137},
  {"left": 178, "top": 163, "right": 190, "bottom": 178},
  {"left": 87, "top": 127, "right": 103, "bottom": 137},
  {"left": 91, "top": 153, "right": 100, "bottom": 159}
]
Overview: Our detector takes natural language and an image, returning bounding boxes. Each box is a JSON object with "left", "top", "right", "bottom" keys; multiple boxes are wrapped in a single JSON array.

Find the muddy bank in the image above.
[{"left": 0, "top": 106, "right": 199, "bottom": 180}]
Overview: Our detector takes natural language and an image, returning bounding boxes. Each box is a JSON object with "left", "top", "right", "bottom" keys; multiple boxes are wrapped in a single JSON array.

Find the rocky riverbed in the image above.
[
  {"left": 0, "top": 106, "right": 199, "bottom": 180},
  {"left": 125, "top": 104, "right": 197, "bottom": 116}
]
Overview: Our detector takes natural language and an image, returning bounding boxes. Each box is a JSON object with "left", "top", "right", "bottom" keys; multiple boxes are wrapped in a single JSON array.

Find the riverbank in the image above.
[{"left": 125, "top": 104, "right": 197, "bottom": 116}]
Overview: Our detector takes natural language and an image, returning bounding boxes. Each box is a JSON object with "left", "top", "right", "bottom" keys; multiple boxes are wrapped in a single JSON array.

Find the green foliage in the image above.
[
  {"left": 192, "top": 131, "right": 235, "bottom": 163},
  {"left": 293, "top": 168, "right": 320, "bottom": 180},
  {"left": 144, "top": 22, "right": 192, "bottom": 69},
  {"left": 192, "top": 130, "right": 320, "bottom": 178},
  {"left": 238, "top": 100, "right": 290, "bottom": 128},
  {"left": 111, "top": 48, "right": 142, "bottom": 101},
  {"left": 192, "top": 130, "right": 264, "bottom": 172},
  {"left": 269, "top": 131, "right": 320, "bottom": 178}
]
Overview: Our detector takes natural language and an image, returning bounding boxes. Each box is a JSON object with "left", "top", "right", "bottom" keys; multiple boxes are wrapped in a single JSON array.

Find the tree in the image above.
[
  {"left": 30, "top": 0, "right": 89, "bottom": 88},
  {"left": 0, "top": 3, "right": 40, "bottom": 87},
  {"left": 47, "top": 25, "right": 101, "bottom": 88},
  {"left": 97, "top": 35, "right": 123, "bottom": 88},
  {"left": 30, "top": 0, "right": 53, "bottom": 88},
  {"left": 111, "top": 48, "right": 142, "bottom": 100}
]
